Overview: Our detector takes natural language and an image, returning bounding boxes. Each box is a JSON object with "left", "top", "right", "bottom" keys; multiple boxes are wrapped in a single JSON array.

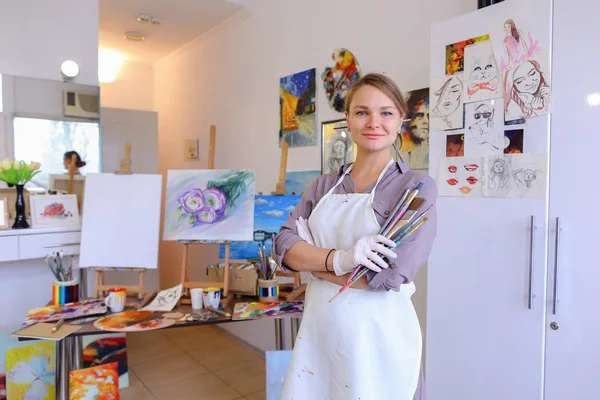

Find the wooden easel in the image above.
[
  {"left": 179, "top": 125, "right": 231, "bottom": 304},
  {"left": 92, "top": 143, "right": 146, "bottom": 301},
  {"left": 272, "top": 134, "right": 306, "bottom": 300}
]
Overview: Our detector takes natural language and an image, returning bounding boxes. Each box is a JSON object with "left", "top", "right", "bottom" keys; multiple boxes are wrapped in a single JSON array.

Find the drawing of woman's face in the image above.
[
  {"left": 513, "top": 61, "right": 541, "bottom": 95},
  {"left": 493, "top": 160, "right": 505, "bottom": 173},
  {"left": 504, "top": 23, "right": 511, "bottom": 35},
  {"left": 474, "top": 104, "right": 493, "bottom": 126},
  {"left": 333, "top": 139, "right": 346, "bottom": 159},
  {"left": 524, "top": 168, "right": 535, "bottom": 182},
  {"left": 411, "top": 102, "right": 429, "bottom": 140},
  {"left": 439, "top": 76, "right": 462, "bottom": 117}
]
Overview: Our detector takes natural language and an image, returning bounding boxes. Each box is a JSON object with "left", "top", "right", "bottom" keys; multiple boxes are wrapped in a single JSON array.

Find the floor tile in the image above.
[
  {"left": 132, "top": 353, "right": 210, "bottom": 391},
  {"left": 246, "top": 389, "right": 266, "bottom": 400},
  {"left": 127, "top": 334, "right": 184, "bottom": 366},
  {"left": 151, "top": 373, "right": 240, "bottom": 400},
  {"left": 120, "top": 369, "right": 157, "bottom": 399},
  {"left": 214, "top": 359, "right": 266, "bottom": 395},
  {"left": 162, "top": 325, "right": 235, "bottom": 352},
  {"left": 188, "top": 340, "right": 263, "bottom": 372}
]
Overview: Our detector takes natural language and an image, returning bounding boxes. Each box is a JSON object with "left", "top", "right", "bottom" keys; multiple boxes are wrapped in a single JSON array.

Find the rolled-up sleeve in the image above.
[
  {"left": 273, "top": 179, "right": 320, "bottom": 272},
  {"left": 364, "top": 175, "right": 438, "bottom": 291}
]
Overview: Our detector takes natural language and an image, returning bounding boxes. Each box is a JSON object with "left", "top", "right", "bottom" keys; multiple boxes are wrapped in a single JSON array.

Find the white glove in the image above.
[
  {"left": 295, "top": 217, "right": 315, "bottom": 246},
  {"left": 333, "top": 235, "right": 397, "bottom": 276}
]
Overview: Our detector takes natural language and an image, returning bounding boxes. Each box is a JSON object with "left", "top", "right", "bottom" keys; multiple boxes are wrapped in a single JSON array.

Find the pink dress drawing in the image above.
[
  {"left": 504, "top": 36, "right": 526, "bottom": 63},
  {"left": 500, "top": 32, "right": 542, "bottom": 71}
]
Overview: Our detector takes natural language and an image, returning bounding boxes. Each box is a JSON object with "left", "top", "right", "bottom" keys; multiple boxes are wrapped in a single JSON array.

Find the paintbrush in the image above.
[
  {"left": 384, "top": 197, "right": 426, "bottom": 240},
  {"left": 381, "top": 182, "right": 424, "bottom": 237},
  {"left": 329, "top": 217, "right": 429, "bottom": 303},
  {"left": 391, "top": 204, "right": 434, "bottom": 242}
]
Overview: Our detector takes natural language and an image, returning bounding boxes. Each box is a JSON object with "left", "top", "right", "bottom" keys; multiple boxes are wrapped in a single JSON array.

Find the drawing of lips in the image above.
[
  {"left": 464, "top": 164, "right": 479, "bottom": 171},
  {"left": 459, "top": 186, "right": 472, "bottom": 194},
  {"left": 448, "top": 165, "right": 457, "bottom": 173},
  {"left": 447, "top": 178, "right": 458, "bottom": 186},
  {"left": 466, "top": 176, "right": 478, "bottom": 185}
]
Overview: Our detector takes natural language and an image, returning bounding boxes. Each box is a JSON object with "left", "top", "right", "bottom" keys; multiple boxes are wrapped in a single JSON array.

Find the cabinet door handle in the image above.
[
  {"left": 552, "top": 217, "right": 561, "bottom": 315},
  {"left": 528, "top": 215, "right": 536, "bottom": 310},
  {"left": 43, "top": 243, "right": 80, "bottom": 248}
]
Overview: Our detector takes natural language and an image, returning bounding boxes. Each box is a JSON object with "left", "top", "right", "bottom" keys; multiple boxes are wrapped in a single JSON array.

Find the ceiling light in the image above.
[
  {"left": 137, "top": 13, "right": 160, "bottom": 25},
  {"left": 124, "top": 31, "right": 145, "bottom": 41},
  {"left": 60, "top": 60, "right": 80, "bottom": 80},
  {"left": 586, "top": 93, "right": 600, "bottom": 107}
]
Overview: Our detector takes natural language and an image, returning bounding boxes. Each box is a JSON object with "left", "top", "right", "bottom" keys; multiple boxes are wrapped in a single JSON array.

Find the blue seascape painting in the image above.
[
  {"left": 219, "top": 195, "right": 301, "bottom": 260},
  {"left": 285, "top": 170, "right": 320, "bottom": 195}
]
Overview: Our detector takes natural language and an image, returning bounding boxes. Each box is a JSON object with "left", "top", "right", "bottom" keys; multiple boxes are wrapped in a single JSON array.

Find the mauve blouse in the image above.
[{"left": 273, "top": 161, "right": 435, "bottom": 400}]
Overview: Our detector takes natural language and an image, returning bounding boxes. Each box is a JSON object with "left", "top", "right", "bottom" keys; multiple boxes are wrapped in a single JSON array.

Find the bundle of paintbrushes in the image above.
[
  {"left": 329, "top": 181, "right": 434, "bottom": 302},
  {"left": 256, "top": 236, "right": 278, "bottom": 281},
  {"left": 44, "top": 251, "right": 72, "bottom": 282}
]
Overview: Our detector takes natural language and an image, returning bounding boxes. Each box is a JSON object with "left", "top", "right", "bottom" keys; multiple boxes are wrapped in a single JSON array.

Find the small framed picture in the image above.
[
  {"left": 321, "top": 118, "right": 357, "bottom": 175},
  {"left": 0, "top": 196, "right": 9, "bottom": 230},
  {"left": 48, "top": 174, "right": 86, "bottom": 214},
  {"left": 30, "top": 194, "right": 81, "bottom": 228}
]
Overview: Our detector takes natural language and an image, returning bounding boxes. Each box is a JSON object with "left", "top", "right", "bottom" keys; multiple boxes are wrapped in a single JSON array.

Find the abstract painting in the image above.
[
  {"left": 445, "top": 34, "right": 490, "bottom": 76},
  {"left": 285, "top": 171, "right": 320, "bottom": 195},
  {"left": 399, "top": 88, "right": 430, "bottom": 169},
  {"left": 446, "top": 133, "right": 465, "bottom": 157},
  {"left": 232, "top": 301, "right": 304, "bottom": 320},
  {"left": 83, "top": 334, "right": 129, "bottom": 390},
  {"left": 504, "top": 129, "right": 524, "bottom": 154},
  {"left": 437, "top": 156, "right": 483, "bottom": 197},
  {"left": 219, "top": 195, "right": 301, "bottom": 260},
  {"left": 463, "top": 41, "right": 501, "bottom": 103},
  {"left": 163, "top": 170, "right": 255, "bottom": 241},
  {"left": 430, "top": 73, "right": 464, "bottom": 131},
  {"left": 25, "top": 299, "right": 107, "bottom": 324},
  {"left": 30, "top": 194, "right": 80, "bottom": 228},
  {"left": 6, "top": 341, "right": 55, "bottom": 400},
  {"left": 321, "top": 48, "right": 362, "bottom": 112},
  {"left": 321, "top": 119, "right": 356, "bottom": 175},
  {"left": 94, "top": 311, "right": 176, "bottom": 332},
  {"left": 69, "top": 362, "right": 119, "bottom": 400},
  {"left": 279, "top": 68, "right": 317, "bottom": 147}
]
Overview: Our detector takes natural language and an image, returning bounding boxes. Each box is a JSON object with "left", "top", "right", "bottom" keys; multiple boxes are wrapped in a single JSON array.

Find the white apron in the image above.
[{"left": 281, "top": 161, "right": 422, "bottom": 400}]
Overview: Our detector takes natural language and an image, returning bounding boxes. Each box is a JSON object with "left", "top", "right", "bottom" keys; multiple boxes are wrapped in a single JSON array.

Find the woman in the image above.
[
  {"left": 63, "top": 151, "right": 86, "bottom": 174},
  {"left": 505, "top": 59, "right": 550, "bottom": 120},
  {"left": 431, "top": 74, "right": 463, "bottom": 130},
  {"left": 467, "top": 102, "right": 502, "bottom": 152},
  {"left": 274, "top": 73, "right": 437, "bottom": 399},
  {"left": 326, "top": 135, "right": 350, "bottom": 174},
  {"left": 503, "top": 19, "right": 529, "bottom": 66}
]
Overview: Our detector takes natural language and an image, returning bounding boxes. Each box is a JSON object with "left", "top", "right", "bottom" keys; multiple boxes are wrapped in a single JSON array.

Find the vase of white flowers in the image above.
[{"left": 0, "top": 159, "right": 41, "bottom": 229}]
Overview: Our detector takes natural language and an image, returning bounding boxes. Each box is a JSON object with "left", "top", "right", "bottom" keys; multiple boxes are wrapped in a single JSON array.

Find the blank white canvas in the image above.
[{"left": 79, "top": 173, "right": 162, "bottom": 269}]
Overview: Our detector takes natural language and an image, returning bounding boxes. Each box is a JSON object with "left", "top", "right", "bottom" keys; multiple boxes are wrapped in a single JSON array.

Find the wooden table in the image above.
[{"left": 25, "top": 301, "right": 302, "bottom": 400}]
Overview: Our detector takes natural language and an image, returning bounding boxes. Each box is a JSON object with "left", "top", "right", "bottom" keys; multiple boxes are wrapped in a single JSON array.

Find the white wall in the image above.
[
  {"left": 100, "top": 60, "right": 155, "bottom": 111},
  {"left": 0, "top": 0, "right": 98, "bottom": 86},
  {"left": 155, "top": 0, "right": 476, "bottom": 352}
]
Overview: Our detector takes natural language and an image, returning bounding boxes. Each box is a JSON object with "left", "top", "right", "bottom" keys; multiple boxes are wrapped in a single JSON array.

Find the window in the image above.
[{"left": 13, "top": 117, "right": 100, "bottom": 189}]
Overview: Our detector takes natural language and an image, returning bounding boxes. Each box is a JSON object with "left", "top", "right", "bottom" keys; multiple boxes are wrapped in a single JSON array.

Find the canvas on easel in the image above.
[{"left": 79, "top": 168, "right": 162, "bottom": 299}]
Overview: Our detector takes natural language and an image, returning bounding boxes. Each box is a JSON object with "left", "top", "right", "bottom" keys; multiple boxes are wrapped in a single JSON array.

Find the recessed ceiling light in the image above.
[
  {"left": 124, "top": 31, "right": 145, "bottom": 41},
  {"left": 137, "top": 13, "right": 161, "bottom": 25}
]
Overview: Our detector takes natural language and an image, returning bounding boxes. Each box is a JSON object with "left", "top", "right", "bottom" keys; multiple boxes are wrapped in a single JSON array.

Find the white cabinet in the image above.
[
  {"left": 543, "top": 1, "right": 600, "bottom": 399},
  {"left": 425, "top": 0, "right": 599, "bottom": 399},
  {"left": 0, "top": 236, "right": 19, "bottom": 262},
  {"left": 0, "top": 228, "right": 81, "bottom": 262}
]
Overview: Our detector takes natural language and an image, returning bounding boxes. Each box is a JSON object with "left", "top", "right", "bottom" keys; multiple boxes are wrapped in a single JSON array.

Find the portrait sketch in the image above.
[
  {"left": 321, "top": 119, "right": 356, "bottom": 175},
  {"left": 430, "top": 73, "right": 464, "bottom": 131},
  {"left": 464, "top": 100, "right": 504, "bottom": 156}
]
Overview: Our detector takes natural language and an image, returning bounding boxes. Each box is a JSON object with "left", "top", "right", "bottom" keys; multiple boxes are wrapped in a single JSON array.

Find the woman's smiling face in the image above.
[{"left": 513, "top": 61, "right": 541, "bottom": 94}]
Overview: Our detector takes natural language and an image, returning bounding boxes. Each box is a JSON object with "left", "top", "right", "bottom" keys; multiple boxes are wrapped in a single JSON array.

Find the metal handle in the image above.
[
  {"left": 552, "top": 217, "right": 561, "bottom": 315},
  {"left": 44, "top": 243, "right": 80, "bottom": 248},
  {"left": 528, "top": 215, "right": 536, "bottom": 310}
]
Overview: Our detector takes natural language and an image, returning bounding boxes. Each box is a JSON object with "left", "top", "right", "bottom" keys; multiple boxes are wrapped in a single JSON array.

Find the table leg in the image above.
[
  {"left": 55, "top": 337, "right": 70, "bottom": 400},
  {"left": 290, "top": 318, "right": 300, "bottom": 348},
  {"left": 274, "top": 319, "right": 284, "bottom": 350},
  {"left": 78, "top": 267, "right": 87, "bottom": 299},
  {"left": 71, "top": 336, "right": 83, "bottom": 371}
]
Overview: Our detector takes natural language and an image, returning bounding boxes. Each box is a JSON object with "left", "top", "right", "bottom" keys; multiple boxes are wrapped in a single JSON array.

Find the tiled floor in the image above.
[{"left": 121, "top": 326, "right": 266, "bottom": 400}]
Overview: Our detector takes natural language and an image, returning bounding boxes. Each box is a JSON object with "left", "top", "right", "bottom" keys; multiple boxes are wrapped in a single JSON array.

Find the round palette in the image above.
[{"left": 94, "top": 311, "right": 176, "bottom": 332}]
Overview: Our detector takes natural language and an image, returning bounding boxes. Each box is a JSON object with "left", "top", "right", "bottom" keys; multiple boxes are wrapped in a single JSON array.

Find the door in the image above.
[
  {"left": 426, "top": 1, "right": 552, "bottom": 399},
  {"left": 544, "top": 1, "right": 600, "bottom": 399}
]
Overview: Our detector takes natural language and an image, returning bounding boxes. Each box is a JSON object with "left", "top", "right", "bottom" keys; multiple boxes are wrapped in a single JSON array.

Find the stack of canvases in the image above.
[{"left": 429, "top": 18, "right": 550, "bottom": 199}]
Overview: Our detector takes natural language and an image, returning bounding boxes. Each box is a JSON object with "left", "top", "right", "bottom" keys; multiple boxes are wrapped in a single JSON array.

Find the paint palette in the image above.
[
  {"left": 25, "top": 299, "right": 107, "bottom": 324},
  {"left": 94, "top": 311, "right": 176, "bottom": 332},
  {"left": 232, "top": 301, "right": 304, "bottom": 321}
]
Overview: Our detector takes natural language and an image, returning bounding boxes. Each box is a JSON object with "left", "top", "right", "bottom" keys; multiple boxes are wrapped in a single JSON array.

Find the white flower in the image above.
[{"left": 2, "top": 160, "right": 11, "bottom": 170}]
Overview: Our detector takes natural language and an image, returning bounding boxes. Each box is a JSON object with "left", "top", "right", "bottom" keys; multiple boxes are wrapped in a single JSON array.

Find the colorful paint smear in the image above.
[
  {"left": 93, "top": 311, "right": 176, "bottom": 332},
  {"left": 83, "top": 334, "right": 129, "bottom": 389},
  {"left": 232, "top": 301, "right": 304, "bottom": 320},
  {"left": 445, "top": 35, "right": 490, "bottom": 76},
  {"left": 504, "top": 129, "right": 524, "bottom": 154},
  {"left": 163, "top": 170, "right": 255, "bottom": 241},
  {"left": 6, "top": 341, "right": 55, "bottom": 400},
  {"left": 321, "top": 48, "right": 362, "bottom": 112},
  {"left": 69, "top": 362, "right": 119, "bottom": 400},
  {"left": 446, "top": 133, "right": 465, "bottom": 157},
  {"left": 25, "top": 299, "right": 107, "bottom": 324},
  {"left": 219, "top": 195, "right": 301, "bottom": 260},
  {"left": 399, "top": 88, "right": 430, "bottom": 169},
  {"left": 280, "top": 68, "right": 317, "bottom": 147}
]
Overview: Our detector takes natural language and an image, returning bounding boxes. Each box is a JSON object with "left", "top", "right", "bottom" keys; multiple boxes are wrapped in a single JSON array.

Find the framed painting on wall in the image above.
[
  {"left": 321, "top": 118, "right": 356, "bottom": 175},
  {"left": 0, "top": 196, "right": 8, "bottom": 230},
  {"left": 30, "top": 194, "right": 81, "bottom": 228}
]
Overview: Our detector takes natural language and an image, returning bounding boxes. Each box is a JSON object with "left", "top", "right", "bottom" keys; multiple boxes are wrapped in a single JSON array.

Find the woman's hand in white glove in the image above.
[
  {"left": 333, "top": 235, "right": 397, "bottom": 276},
  {"left": 295, "top": 217, "right": 315, "bottom": 246}
]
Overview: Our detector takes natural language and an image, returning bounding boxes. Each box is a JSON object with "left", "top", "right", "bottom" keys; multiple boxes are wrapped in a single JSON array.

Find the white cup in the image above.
[{"left": 190, "top": 288, "right": 204, "bottom": 310}]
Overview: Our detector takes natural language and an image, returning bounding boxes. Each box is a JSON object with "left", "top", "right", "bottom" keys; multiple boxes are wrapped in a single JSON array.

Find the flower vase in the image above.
[{"left": 12, "top": 184, "right": 29, "bottom": 229}]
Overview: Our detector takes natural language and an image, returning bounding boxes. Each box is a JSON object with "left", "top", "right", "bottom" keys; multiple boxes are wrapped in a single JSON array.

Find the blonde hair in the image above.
[{"left": 343, "top": 73, "right": 408, "bottom": 117}]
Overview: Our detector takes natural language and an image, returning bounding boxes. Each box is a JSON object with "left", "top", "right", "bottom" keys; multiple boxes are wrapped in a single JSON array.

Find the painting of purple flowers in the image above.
[{"left": 163, "top": 170, "right": 255, "bottom": 241}]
